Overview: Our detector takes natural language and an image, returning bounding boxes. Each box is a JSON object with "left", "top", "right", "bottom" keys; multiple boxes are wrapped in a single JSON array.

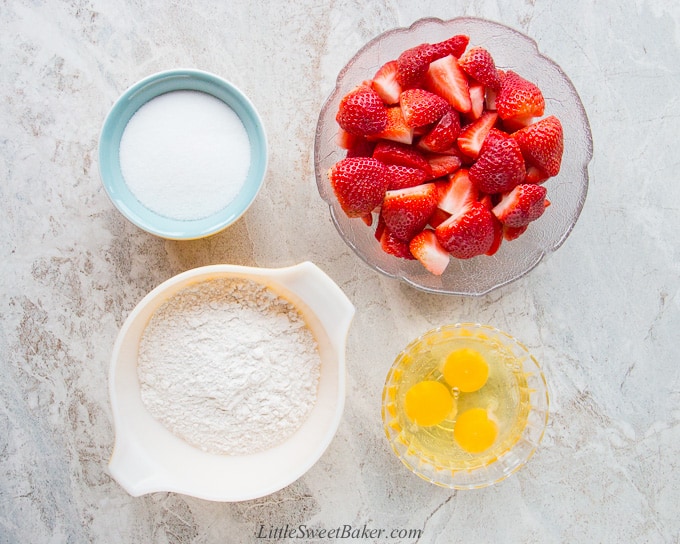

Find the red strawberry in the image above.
[
  {"left": 336, "top": 84, "right": 389, "bottom": 136},
  {"left": 435, "top": 201, "right": 496, "bottom": 259},
  {"left": 372, "top": 140, "right": 431, "bottom": 172},
  {"left": 368, "top": 106, "right": 414, "bottom": 144},
  {"left": 430, "top": 34, "right": 470, "bottom": 59},
  {"left": 469, "top": 137, "right": 526, "bottom": 194},
  {"left": 371, "top": 60, "right": 402, "bottom": 105},
  {"left": 511, "top": 115, "right": 564, "bottom": 177},
  {"left": 503, "top": 224, "right": 528, "bottom": 241},
  {"left": 380, "top": 183, "right": 438, "bottom": 242},
  {"left": 457, "top": 111, "right": 498, "bottom": 158},
  {"left": 379, "top": 228, "right": 416, "bottom": 259},
  {"left": 399, "top": 88, "right": 451, "bottom": 127},
  {"left": 337, "top": 130, "right": 376, "bottom": 157},
  {"left": 417, "top": 110, "right": 461, "bottom": 152},
  {"left": 480, "top": 127, "right": 510, "bottom": 152},
  {"left": 458, "top": 46, "right": 501, "bottom": 90},
  {"left": 423, "top": 55, "right": 471, "bottom": 114},
  {"left": 396, "top": 43, "right": 436, "bottom": 88},
  {"left": 481, "top": 199, "right": 504, "bottom": 256},
  {"left": 495, "top": 71, "right": 545, "bottom": 122},
  {"left": 328, "top": 157, "right": 388, "bottom": 217},
  {"left": 385, "top": 163, "right": 428, "bottom": 190},
  {"left": 524, "top": 165, "right": 549, "bottom": 184},
  {"left": 468, "top": 82, "right": 486, "bottom": 120},
  {"left": 492, "top": 183, "right": 549, "bottom": 227},
  {"left": 428, "top": 207, "right": 451, "bottom": 228},
  {"left": 424, "top": 152, "right": 463, "bottom": 179},
  {"left": 436, "top": 169, "right": 478, "bottom": 215},
  {"left": 409, "top": 229, "right": 450, "bottom": 275}
]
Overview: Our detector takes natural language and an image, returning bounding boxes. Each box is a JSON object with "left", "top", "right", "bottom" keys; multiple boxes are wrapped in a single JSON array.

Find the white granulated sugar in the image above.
[
  {"left": 119, "top": 90, "right": 251, "bottom": 221},
  {"left": 137, "top": 277, "right": 321, "bottom": 455}
]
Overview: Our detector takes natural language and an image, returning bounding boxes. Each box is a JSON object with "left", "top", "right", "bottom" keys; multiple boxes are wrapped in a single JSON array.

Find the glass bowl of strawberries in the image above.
[{"left": 314, "top": 17, "right": 593, "bottom": 295}]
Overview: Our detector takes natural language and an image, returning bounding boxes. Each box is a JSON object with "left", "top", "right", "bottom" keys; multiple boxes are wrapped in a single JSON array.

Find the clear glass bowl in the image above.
[
  {"left": 381, "top": 323, "right": 549, "bottom": 489},
  {"left": 314, "top": 17, "right": 593, "bottom": 295}
]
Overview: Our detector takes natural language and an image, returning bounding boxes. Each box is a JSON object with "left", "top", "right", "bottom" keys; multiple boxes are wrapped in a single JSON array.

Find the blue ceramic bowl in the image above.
[{"left": 99, "top": 69, "right": 267, "bottom": 240}]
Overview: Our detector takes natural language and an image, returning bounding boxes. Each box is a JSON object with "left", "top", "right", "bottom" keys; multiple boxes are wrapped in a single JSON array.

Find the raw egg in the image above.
[
  {"left": 404, "top": 380, "right": 454, "bottom": 427},
  {"left": 453, "top": 408, "right": 498, "bottom": 453},
  {"left": 443, "top": 348, "right": 489, "bottom": 393}
]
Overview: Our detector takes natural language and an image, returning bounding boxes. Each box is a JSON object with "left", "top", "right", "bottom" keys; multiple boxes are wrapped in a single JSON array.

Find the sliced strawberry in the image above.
[
  {"left": 372, "top": 140, "right": 431, "bottom": 172},
  {"left": 524, "top": 165, "right": 550, "bottom": 184},
  {"left": 457, "top": 111, "right": 498, "bottom": 158},
  {"left": 436, "top": 169, "right": 478, "bottom": 215},
  {"left": 430, "top": 34, "right": 470, "bottom": 59},
  {"left": 336, "top": 84, "right": 389, "bottom": 136},
  {"left": 417, "top": 110, "right": 461, "bottom": 152},
  {"left": 428, "top": 207, "right": 451, "bottom": 228},
  {"left": 479, "top": 127, "right": 510, "bottom": 153},
  {"left": 458, "top": 46, "right": 501, "bottom": 91},
  {"left": 409, "top": 229, "right": 450, "bottom": 275},
  {"left": 468, "top": 82, "right": 486, "bottom": 120},
  {"left": 399, "top": 88, "right": 451, "bottom": 127},
  {"left": 379, "top": 228, "right": 416, "bottom": 259},
  {"left": 503, "top": 224, "right": 528, "bottom": 241},
  {"left": 485, "top": 86, "right": 498, "bottom": 110},
  {"left": 380, "top": 183, "right": 438, "bottom": 242},
  {"left": 511, "top": 115, "right": 564, "bottom": 177},
  {"left": 492, "top": 183, "right": 549, "bottom": 227},
  {"left": 495, "top": 70, "right": 545, "bottom": 122},
  {"left": 360, "top": 213, "right": 373, "bottom": 227},
  {"left": 469, "top": 137, "right": 526, "bottom": 194},
  {"left": 396, "top": 43, "right": 436, "bottom": 88},
  {"left": 424, "top": 152, "right": 463, "bottom": 179},
  {"left": 367, "top": 106, "right": 414, "bottom": 145},
  {"left": 435, "top": 201, "right": 496, "bottom": 259},
  {"left": 486, "top": 213, "right": 504, "bottom": 256},
  {"left": 423, "top": 55, "right": 471, "bottom": 114},
  {"left": 385, "top": 163, "right": 428, "bottom": 190},
  {"left": 371, "top": 60, "right": 402, "bottom": 105},
  {"left": 337, "top": 130, "right": 376, "bottom": 157},
  {"left": 328, "top": 157, "right": 388, "bottom": 217}
]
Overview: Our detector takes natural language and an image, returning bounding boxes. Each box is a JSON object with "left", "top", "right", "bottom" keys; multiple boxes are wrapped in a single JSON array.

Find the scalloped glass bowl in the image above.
[
  {"left": 381, "top": 323, "right": 549, "bottom": 489},
  {"left": 314, "top": 17, "right": 593, "bottom": 295}
]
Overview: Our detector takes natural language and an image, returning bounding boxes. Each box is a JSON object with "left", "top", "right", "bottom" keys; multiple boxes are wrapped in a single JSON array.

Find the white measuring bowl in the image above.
[{"left": 108, "top": 262, "right": 355, "bottom": 501}]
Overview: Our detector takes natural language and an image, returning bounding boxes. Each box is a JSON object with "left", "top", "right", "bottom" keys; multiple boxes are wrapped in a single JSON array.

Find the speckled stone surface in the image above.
[{"left": 1, "top": 1, "right": 679, "bottom": 542}]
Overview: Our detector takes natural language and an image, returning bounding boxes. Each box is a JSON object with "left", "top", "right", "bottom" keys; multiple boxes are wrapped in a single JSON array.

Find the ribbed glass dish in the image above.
[
  {"left": 314, "top": 17, "right": 593, "bottom": 295},
  {"left": 381, "top": 323, "right": 549, "bottom": 489}
]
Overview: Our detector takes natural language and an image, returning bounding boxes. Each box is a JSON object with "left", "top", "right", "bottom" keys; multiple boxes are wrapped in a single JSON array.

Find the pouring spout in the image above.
[{"left": 108, "top": 433, "right": 169, "bottom": 497}]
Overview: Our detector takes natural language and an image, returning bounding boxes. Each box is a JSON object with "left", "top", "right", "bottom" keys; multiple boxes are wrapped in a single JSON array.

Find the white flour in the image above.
[{"left": 137, "top": 277, "right": 320, "bottom": 455}]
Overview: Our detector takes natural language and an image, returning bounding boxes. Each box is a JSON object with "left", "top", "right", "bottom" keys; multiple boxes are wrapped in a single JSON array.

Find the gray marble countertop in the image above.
[{"left": 2, "top": 1, "right": 679, "bottom": 543}]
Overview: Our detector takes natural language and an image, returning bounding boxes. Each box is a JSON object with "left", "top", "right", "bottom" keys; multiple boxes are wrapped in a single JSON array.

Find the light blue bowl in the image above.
[{"left": 99, "top": 69, "right": 267, "bottom": 240}]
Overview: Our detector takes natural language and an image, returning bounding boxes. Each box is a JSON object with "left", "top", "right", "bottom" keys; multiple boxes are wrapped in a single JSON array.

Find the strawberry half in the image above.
[
  {"left": 396, "top": 43, "right": 436, "bottom": 88},
  {"left": 435, "top": 201, "right": 496, "bottom": 259},
  {"left": 399, "top": 88, "right": 451, "bottom": 127},
  {"left": 423, "top": 55, "right": 471, "bottom": 114},
  {"left": 436, "top": 169, "right": 478, "bottom": 215},
  {"left": 492, "top": 183, "right": 549, "bottom": 227},
  {"left": 336, "top": 84, "right": 389, "bottom": 136},
  {"left": 380, "top": 183, "right": 438, "bottom": 242},
  {"left": 511, "top": 115, "right": 564, "bottom": 177},
  {"left": 457, "top": 111, "right": 498, "bottom": 158},
  {"left": 417, "top": 110, "right": 461, "bottom": 152},
  {"left": 367, "top": 106, "right": 414, "bottom": 145},
  {"left": 409, "top": 229, "right": 450, "bottom": 275},
  {"left": 328, "top": 157, "right": 388, "bottom": 217},
  {"left": 372, "top": 140, "right": 431, "bottom": 172},
  {"left": 430, "top": 34, "right": 470, "bottom": 59},
  {"left": 424, "top": 152, "right": 463, "bottom": 180},
  {"left": 371, "top": 60, "right": 402, "bottom": 105},
  {"left": 468, "top": 137, "right": 526, "bottom": 194},
  {"left": 495, "top": 70, "right": 545, "bottom": 123},
  {"left": 458, "top": 46, "right": 501, "bottom": 91},
  {"left": 384, "top": 163, "right": 428, "bottom": 190},
  {"left": 379, "top": 228, "right": 416, "bottom": 259}
]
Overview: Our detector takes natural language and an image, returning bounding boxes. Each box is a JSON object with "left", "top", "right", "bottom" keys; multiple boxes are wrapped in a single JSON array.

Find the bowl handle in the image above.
[
  {"left": 273, "top": 261, "right": 355, "bottom": 352},
  {"left": 108, "top": 431, "right": 170, "bottom": 497}
]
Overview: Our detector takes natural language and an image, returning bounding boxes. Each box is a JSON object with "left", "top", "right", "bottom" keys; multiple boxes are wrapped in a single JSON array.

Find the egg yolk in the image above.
[
  {"left": 404, "top": 380, "right": 454, "bottom": 427},
  {"left": 443, "top": 348, "right": 489, "bottom": 393},
  {"left": 453, "top": 408, "right": 498, "bottom": 453}
]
